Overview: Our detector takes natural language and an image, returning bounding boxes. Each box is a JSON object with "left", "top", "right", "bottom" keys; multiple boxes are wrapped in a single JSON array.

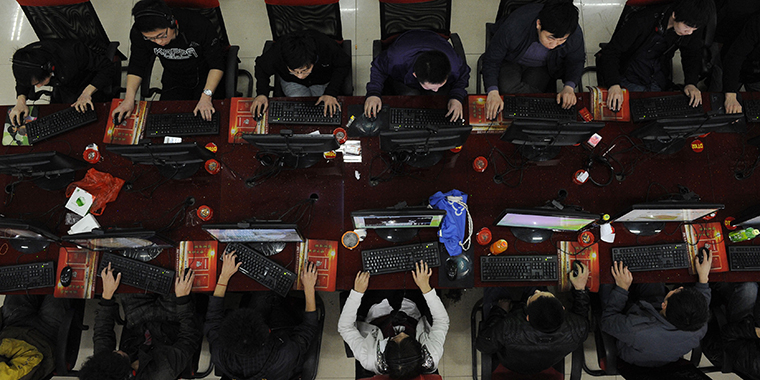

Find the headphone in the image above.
[
  {"left": 12, "top": 59, "right": 53, "bottom": 72},
  {"left": 134, "top": 8, "right": 176, "bottom": 28}
]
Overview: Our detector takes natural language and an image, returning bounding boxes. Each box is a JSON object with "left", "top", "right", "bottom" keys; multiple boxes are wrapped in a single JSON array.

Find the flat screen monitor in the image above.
[
  {"left": 379, "top": 126, "right": 472, "bottom": 167},
  {"left": 62, "top": 228, "right": 175, "bottom": 252},
  {"left": 202, "top": 222, "right": 304, "bottom": 243},
  {"left": 494, "top": 208, "right": 598, "bottom": 243},
  {"left": 242, "top": 130, "right": 340, "bottom": 169},
  {"left": 500, "top": 120, "right": 605, "bottom": 161},
  {"left": 631, "top": 114, "right": 745, "bottom": 154},
  {"left": 351, "top": 208, "right": 446, "bottom": 242},
  {"left": 613, "top": 202, "right": 725, "bottom": 236},
  {"left": 0, "top": 218, "right": 59, "bottom": 253},
  {"left": 106, "top": 142, "right": 214, "bottom": 180},
  {"left": 0, "top": 151, "right": 87, "bottom": 190},
  {"left": 734, "top": 205, "right": 760, "bottom": 227}
]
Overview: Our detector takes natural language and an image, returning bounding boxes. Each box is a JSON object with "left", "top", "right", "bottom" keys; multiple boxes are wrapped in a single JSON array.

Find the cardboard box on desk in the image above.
[
  {"left": 558, "top": 241, "right": 600, "bottom": 292},
  {"left": 682, "top": 222, "right": 729, "bottom": 274}
]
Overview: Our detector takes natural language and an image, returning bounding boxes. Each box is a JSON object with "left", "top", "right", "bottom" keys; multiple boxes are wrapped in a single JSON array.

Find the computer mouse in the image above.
[
  {"left": 697, "top": 247, "right": 708, "bottom": 264},
  {"left": 367, "top": 113, "right": 378, "bottom": 123},
  {"left": 445, "top": 257, "right": 458, "bottom": 281},
  {"left": 571, "top": 261, "right": 581, "bottom": 277},
  {"left": 183, "top": 267, "right": 192, "bottom": 278},
  {"left": 253, "top": 112, "right": 263, "bottom": 122},
  {"left": 60, "top": 266, "right": 73, "bottom": 287},
  {"left": 113, "top": 114, "right": 121, "bottom": 126}
]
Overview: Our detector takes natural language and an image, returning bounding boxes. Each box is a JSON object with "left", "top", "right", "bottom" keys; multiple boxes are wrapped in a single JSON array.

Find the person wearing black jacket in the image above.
[
  {"left": 722, "top": 12, "right": 760, "bottom": 113},
  {"left": 597, "top": 0, "right": 715, "bottom": 111},
  {"left": 476, "top": 263, "right": 590, "bottom": 375},
  {"left": 251, "top": 30, "right": 351, "bottom": 118},
  {"left": 9, "top": 39, "right": 116, "bottom": 126},
  {"left": 112, "top": 0, "right": 225, "bottom": 123}
]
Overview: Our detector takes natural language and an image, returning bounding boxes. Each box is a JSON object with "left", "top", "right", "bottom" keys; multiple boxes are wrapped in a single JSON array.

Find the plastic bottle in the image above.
[{"left": 728, "top": 227, "right": 760, "bottom": 243}]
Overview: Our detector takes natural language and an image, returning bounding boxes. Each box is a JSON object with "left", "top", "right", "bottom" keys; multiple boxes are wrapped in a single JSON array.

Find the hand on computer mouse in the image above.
[
  {"left": 569, "top": 262, "right": 589, "bottom": 290},
  {"left": 608, "top": 85, "right": 624, "bottom": 112},
  {"left": 9, "top": 102, "right": 28, "bottom": 127},
  {"left": 684, "top": 85, "right": 702, "bottom": 107},
  {"left": 364, "top": 96, "right": 382, "bottom": 118},
  {"left": 251, "top": 95, "right": 269, "bottom": 120}
]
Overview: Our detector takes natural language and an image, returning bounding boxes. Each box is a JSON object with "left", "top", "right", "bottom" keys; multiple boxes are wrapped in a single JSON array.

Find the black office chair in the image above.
[{"left": 51, "top": 299, "right": 90, "bottom": 377}]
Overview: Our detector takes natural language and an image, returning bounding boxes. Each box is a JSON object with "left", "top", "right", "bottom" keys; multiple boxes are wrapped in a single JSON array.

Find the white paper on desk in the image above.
[
  {"left": 601, "top": 223, "right": 616, "bottom": 243},
  {"left": 65, "top": 187, "right": 93, "bottom": 217},
  {"left": 337, "top": 140, "right": 362, "bottom": 163},
  {"left": 68, "top": 214, "right": 100, "bottom": 234}
]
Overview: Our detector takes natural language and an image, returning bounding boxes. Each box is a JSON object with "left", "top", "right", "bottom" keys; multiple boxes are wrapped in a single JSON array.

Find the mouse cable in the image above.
[{"left": 157, "top": 197, "right": 196, "bottom": 233}]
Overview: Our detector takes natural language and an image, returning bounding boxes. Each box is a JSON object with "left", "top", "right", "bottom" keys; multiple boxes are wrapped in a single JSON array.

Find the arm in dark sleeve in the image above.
[
  {"left": 72, "top": 41, "right": 116, "bottom": 92},
  {"left": 600, "top": 286, "right": 638, "bottom": 343},
  {"left": 203, "top": 296, "right": 225, "bottom": 346},
  {"left": 475, "top": 305, "right": 507, "bottom": 355},
  {"left": 126, "top": 28, "right": 155, "bottom": 79},
  {"left": 254, "top": 46, "right": 279, "bottom": 96},
  {"left": 599, "top": 20, "right": 645, "bottom": 87},
  {"left": 366, "top": 52, "right": 391, "bottom": 98},
  {"left": 448, "top": 57, "right": 471, "bottom": 103},
  {"left": 323, "top": 41, "right": 352, "bottom": 97},
  {"left": 201, "top": 22, "right": 225, "bottom": 72},
  {"left": 15, "top": 83, "right": 32, "bottom": 99},
  {"left": 481, "top": 24, "right": 512, "bottom": 93},
  {"left": 723, "top": 317, "right": 758, "bottom": 342},
  {"left": 723, "top": 17, "right": 760, "bottom": 92},
  {"left": 570, "top": 288, "right": 591, "bottom": 319},
  {"left": 289, "top": 310, "right": 319, "bottom": 356},
  {"left": 93, "top": 298, "right": 120, "bottom": 354},
  {"left": 680, "top": 32, "right": 704, "bottom": 86},
  {"left": 163, "top": 296, "right": 202, "bottom": 376},
  {"left": 562, "top": 31, "right": 586, "bottom": 87}
]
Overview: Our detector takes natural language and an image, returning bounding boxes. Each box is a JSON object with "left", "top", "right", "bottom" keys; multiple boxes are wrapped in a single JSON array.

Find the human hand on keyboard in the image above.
[
  {"left": 611, "top": 261, "right": 632, "bottom": 291},
  {"left": 101, "top": 263, "right": 121, "bottom": 300},
  {"left": 175, "top": 268, "right": 195, "bottom": 297},
  {"left": 219, "top": 250, "right": 242, "bottom": 284},
  {"left": 725, "top": 93, "right": 743, "bottom": 114},
  {"left": 353, "top": 271, "right": 370, "bottom": 293},
  {"left": 446, "top": 99, "right": 463, "bottom": 122},
  {"left": 194, "top": 96, "right": 216, "bottom": 122},
  {"left": 317, "top": 95, "right": 341, "bottom": 117},
  {"left": 301, "top": 261, "right": 318, "bottom": 291},
  {"left": 556, "top": 85, "right": 577, "bottom": 109},
  {"left": 73, "top": 88, "right": 95, "bottom": 113},
  {"left": 683, "top": 85, "right": 702, "bottom": 107},
  {"left": 412, "top": 261, "right": 433, "bottom": 294}
]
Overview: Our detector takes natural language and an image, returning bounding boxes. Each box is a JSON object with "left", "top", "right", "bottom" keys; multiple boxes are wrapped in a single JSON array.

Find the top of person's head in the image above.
[
  {"left": 413, "top": 50, "right": 451, "bottom": 85},
  {"left": 132, "top": 0, "right": 175, "bottom": 33},
  {"left": 664, "top": 287, "right": 709, "bottom": 331},
  {"left": 280, "top": 31, "right": 318, "bottom": 70},
  {"left": 526, "top": 294, "right": 565, "bottom": 333},
  {"left": 385, "top": 336, "right": 423, "bottom": 380},
  {"left": 537, "top": 0, "right": 580, "bottom": 38},
  {"left": 77, "top": 351, "right": 132, "bottom": 380},
  {"left": 218, "top": 308, "right": 270, "bottom": 355},
  {"left": 672, "top": 0, "right": 716, "bottom": 28},
  {"left": 12, "top": 44, "right": 52, "bottom": 85}
]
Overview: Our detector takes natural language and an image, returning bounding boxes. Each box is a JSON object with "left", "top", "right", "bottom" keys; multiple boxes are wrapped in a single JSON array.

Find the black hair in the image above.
[
  {"left": 672, "top": 0, "right": 716, "bottom": 28},
  {"left": 280, "top": 31, "right": 318, "bottom": 70},
  {"left": 526, "top": 295, "right": 565, "bottom": 333},
  {"left": 12, "top": 44, "right": 52, "bottom": 87},
  {"left": 132, "top": 0, "right": 175, "bottom": 33},
  {"left": 413, "top": 50, "right": 451, "bottom": 85},
  {"left": 665, "top": 287, "right": 709, "bottom": 331},
  {"left": 537, "top": 0, "right": 580, "bottom": 38},
  {"left": 218, "top": 308, "right": 270, "bottom": 354},
  {"left": 77, "top": 351, "right": 132, "bottom": 380},
  {"left": 385, "top": 336, "right": 423, "bottom": 380}
]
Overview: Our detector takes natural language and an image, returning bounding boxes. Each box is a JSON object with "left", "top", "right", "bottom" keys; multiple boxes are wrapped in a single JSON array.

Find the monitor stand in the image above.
[
  {"left": 519, "top": 145, "right": 561, "bottom": 161},
  {"left": 622, "top": 222, "right": 665, "bottom": 236},
  {"left": 406, "top": 152, "right": 444, "bottom": 168},
  {"left": 378, "top": 228, "right": 419, "bottom": 243},
  {"left": 158, "top": 163, "right": 202, "bottom": 180},
  {"left": 34, "top": 172, "right": 77, "bottom": 191},
  {"left": 643, "top": 138, "right": 686, "bottom": 155},
  {"left": 282, "top": 153, "right": 322, "bottom": 169},
  {"left": 245, "top": 242, "right": 286, "bottom": 256},
  {"left": 9, "top": 239, "right": 50, "bottom": 254},
  {"left": 511, "top": 227, "right": 553, "bottom": 244}
]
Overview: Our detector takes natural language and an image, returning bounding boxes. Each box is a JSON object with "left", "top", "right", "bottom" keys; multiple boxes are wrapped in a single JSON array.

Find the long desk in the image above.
[{"left": 1, "top": 93, "right": 759, "bottom": 293}]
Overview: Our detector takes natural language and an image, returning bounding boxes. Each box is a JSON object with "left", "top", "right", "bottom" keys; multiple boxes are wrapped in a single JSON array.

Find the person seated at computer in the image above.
[
  {"left": 78, "top": 264, "right": 202, "bottom": 380},
  {"left": 597, "top": 0, "right": 716, "bottom": 111},
  {"left": 204, "top": 251, "right": 319, "bottom": 380},
  {"left": 111, "top": 0, "right": 225, "bottom": 123},
  {"left": 250, "top": 30, "right": 351, "bottom": 118},
  {"left": 475, "top": 263, "right": 589, "bottom": 374},
  {"left": 482, "top": 1, "right": 585, "bottom": 119},
  {"left": 0, "top": 295, "right": 70, "bottom": 380},
  {"left": 722, "top": 12, "right": 760, "bottom": 113},
  {"left": 600, "top": 255, "right": 712, "bottom": 367},
  {"left": 363, "top": 29, "right": 471, "bottom": 122},
  {"left": 338, "top": 262, "right": 450, "bottom": 379},
  {"left": 9, "top": 39, "right": 116, "bottom": 126}
]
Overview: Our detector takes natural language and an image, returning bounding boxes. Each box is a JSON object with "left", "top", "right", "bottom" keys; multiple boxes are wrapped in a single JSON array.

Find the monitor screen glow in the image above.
[
  {"left": 203, "top": 227, "right": 303, "bottom": 242},
  {"left": 495, "top": 212, "right": 596, "bottom": 231},
  {"left": 352, "top": 214, "right": 444, "bottom": 229},
  {"left": 613, "top": 205, "right": 723, "bottom": 223}
]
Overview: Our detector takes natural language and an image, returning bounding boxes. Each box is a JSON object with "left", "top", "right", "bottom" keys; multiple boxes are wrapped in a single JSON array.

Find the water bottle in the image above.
[{"left": 728, "top": 227, "right": 760, "bottom": 243}]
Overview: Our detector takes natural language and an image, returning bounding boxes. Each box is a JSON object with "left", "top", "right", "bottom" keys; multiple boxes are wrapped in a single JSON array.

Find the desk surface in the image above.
[{"left": 2, "top": 93, "right": 759, "bottom": 294}]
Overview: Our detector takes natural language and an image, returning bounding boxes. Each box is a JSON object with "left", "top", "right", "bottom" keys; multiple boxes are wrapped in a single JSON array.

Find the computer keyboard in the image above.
[
  {"left": 629, "top": 95, "right": 704, "bottom": 122},
  {"left": 744, "top": 99, "right": 760, "bottom": 123},
  {"left": 25, "top": 107, "right": 98, "bottom": 144},
  {"left": 267, "top": 100, "right": 342, "bottom": 125},
  {"left": 0, "top": 261, "right": 56, "bottom": 292},
  {"left": 224, "top": 243, "right": 297, "bottom": 297},
  {"left": 610, "top": 243, "right": 690, "bottom": 272},
  {"left": 361, "top": 241, "right": 441, "bottom": 275},
  {"left": 97, "top": 252, "right": 175, "bottom": 294},
  {"left": 389, "top": 108, "right": 465, "bottom": 131},
  {"left": 728, "top": 246, "right": 760, "bottom": 271},
  {"left": 480, "top": 255, "right": 558, "bottom": 282},
  {"left": 502, "top": 96, "right": 577, "bottom": 122},
  {"left": 145, "top": 112, "right": 220, "bottom": 137}
]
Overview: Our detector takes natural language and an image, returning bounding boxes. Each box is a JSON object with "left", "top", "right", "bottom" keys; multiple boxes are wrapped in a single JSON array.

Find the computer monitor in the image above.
[
  {"left": 62, "top": 228, "right": 175, "bottom": 261},
  {"left": 500, "top": 120, "right": 605, "bottom": 161},
  {"left": 613, "top": 202, "right": 725, "bottom": 236},
  {"left": 379, "top": 126, "right": 472, "bottom": 167},
  {"left": 734, "top": 204, "right": 760, "bottom": 227},
  {"left": 242, "top": 130, "right": 340, "bottom": 169},
  {"left": 203, "top": 222, "right": 304, "bottom": 256},
  {"left": 351, "top": 208, "right": 446, "bottom": 242},
  {"left": 0, "top": 218, "right": 59, "bottom": 253},
  {"left": 631, "top": 114, "right": 745, "bottom": 155},
  {"left": 0, "top": 151, "right": 87, "bottom": 191},
  {"left": 106, "top": 142, "right": 215, "bottom": 180},
  {"left": 494, "top": 208, "right": 598, "bottom": 243}
]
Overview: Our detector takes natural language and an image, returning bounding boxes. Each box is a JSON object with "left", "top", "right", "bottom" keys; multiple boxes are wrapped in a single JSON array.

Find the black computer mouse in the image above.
[
  {"left": 183, "top": 267, "right": 192, "bottom": 278},
  {"left": 353, "top": 113, "right": 381, "bottom": 137},
  {"left": 697, "top": 247, "right": 708, "bottom": 264},
  {"left": 113, "top": 114, "right": 121, "bottom": 126},
  {"left": 445, "top": 257, "right": 458, "bottom": 281},
  {"left": 571, "top": 261, "right": 581, "bottom": 277},
  {"left": 253, "top": 112, "right": 263, "bottom": 122},
  {"left": 60, "top": 266, "right": 73, "bottom": 287}
]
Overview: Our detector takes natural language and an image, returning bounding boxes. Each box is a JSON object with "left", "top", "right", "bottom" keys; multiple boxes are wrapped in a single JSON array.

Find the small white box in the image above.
[{"left": 65, "top": 187, "right": 94, "bottom": 217}]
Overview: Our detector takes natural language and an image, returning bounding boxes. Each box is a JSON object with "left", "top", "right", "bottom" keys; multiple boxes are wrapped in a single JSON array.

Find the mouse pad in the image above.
[
  {"left": 347, "top": 104, "right": 390, "bottom": 137},
  {"left": 437, "top": 242, "right": 474, "bottom": 288}
]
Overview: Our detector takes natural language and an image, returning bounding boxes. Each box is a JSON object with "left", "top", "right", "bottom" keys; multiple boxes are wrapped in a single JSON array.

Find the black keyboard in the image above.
[
  {"left": 361, "top": 241, "right": 441, "bottom": 275},
  {"left": 611, "top": 243, "right": 690, "bottom": 272},
  {"left": 25, "top": 107, "right": 98, "bottom": 143},
  {"left": 267, "top": 100, "right": 342, "bottom": 125},
  {"left": 97, "top": 252, "right": 175, "bottom": 294},
  {"left": 629, "top": 95, "right": 704, "bottom": 122},
  {"left": 145, "top": 112, "right": 220, "bottom": 137},
  {"left": 224, "top": 243, "right": 296, "bottom": 297},
  {"left": 389, "top": 108, "right": 465, "bottom": 131},
  {"left": 728, "top": 246, "right": 760, "bottom": 271},
  {"left": 480, "top": 255, "right": 558, "bottom": 282},
  {"left": 502, "top": 96, "right": 576, "bottom": 122},
  {"left": 0, "top": 261, "right": 56, "bottom": 292},
  {"left": 744, "top": 99, "right": 760, "bottom": 123}
]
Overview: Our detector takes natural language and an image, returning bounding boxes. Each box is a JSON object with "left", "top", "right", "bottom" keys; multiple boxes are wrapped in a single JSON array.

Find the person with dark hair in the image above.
[
  {"left": 364, "top": 29, "right": 471, "bottom": 122},
  {"left": 721, "top": 12, "right": 760, "bottom": 113},
  {"left": 111, "top": 0, "right": 225, "bottom": 123},
  {"left": 597, "top": 0, "right": 716, "bottom": 111},
  {"left": 600, "top": 253, "right": 712, "bottom": 367},
  {"left": 78, "top": 264, "right": 202, "bottom": 380},
  {"left": 475, "top": 263, "right": 590, "bottom": 374},
  {"left": 482, "top": 1, "right": 585, "bottom": 119},
  {"left": 204, "top": 250, "right": 320, "bottom": 380},
  {"left": 338, "top": 262, "right": 450, "bottom": 379},
  {"left": 9, "top": 39, "right": 116, "bottom": 126},
  {"left": 250, "top": 30, "right": 351, "bottom": 118}
]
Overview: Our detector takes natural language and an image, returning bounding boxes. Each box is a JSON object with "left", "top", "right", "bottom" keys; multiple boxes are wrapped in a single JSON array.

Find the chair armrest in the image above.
[
  {"left": 600, "top": 331, "right": 618, "bottom": 374},
  {"left": 450, "top": 33, "right": 466, "bottom": 60},
  {"left": 106, "top": 41, "right": 120, "bottom": 62},
  {"left": 476, "top": 54, "right": 484, "bottom": 94},
  {"left": 340, "top": 40, "right": 354, "bottom": 96},
  {"left": 225, "top": 45, "right": 240, "bottom": 99},
  {"left": 373, "top": 40, "right": 382, "bottom": 60},
  {"left": 570, "top": 345, "right": 583, "bottom": 380}
]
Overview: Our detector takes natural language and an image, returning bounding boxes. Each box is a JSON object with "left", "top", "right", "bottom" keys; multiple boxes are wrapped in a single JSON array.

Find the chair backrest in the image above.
[
  {"left": 378, "top": 0, "right": 452, "bottom": 42},
  {"left": 494, "top": 0, "right": 546, "bottom": 24},
  {"left": 264, "top": 0, "right": 344, "bottom": 42},
  {"left": 164, "top": 0, "right": 230, "bottom": 48}
]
